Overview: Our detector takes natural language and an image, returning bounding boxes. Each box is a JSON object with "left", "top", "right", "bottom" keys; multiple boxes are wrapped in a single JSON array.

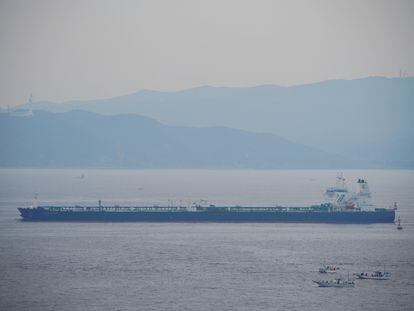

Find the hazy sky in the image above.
[{"left": 0, "top": 0, "right": 413, "bottom": 107}]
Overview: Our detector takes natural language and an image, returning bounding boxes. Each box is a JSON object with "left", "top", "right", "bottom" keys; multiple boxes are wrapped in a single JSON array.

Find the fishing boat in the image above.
[
  {"left": 313, "top": 278, "right": 355, "bottom": 288},
  {"left": 354, "top": 270, "right": 390, "bottom": 280},
  {"left": 319, "top": 265, "right": 340, "bottom": 274}
]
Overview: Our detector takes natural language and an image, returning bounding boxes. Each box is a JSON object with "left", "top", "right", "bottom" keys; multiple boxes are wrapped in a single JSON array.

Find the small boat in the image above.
[
  {"left": 397, "top": 217, "right": 403, "bottom": 230},
  {"left": 319, "top": 265, "right": 340, "bottom": 274},
  {"left": 313, "top": 278, "right": 355, "bottom": 288},
  {"left": 354, "top": 270, "right": 390, "bottom": 280}
]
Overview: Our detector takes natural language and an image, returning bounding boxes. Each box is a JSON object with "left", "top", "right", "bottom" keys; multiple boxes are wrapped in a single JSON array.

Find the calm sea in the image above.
[{"left": 0, "top": 169, "right": 413, "bottom": 311}]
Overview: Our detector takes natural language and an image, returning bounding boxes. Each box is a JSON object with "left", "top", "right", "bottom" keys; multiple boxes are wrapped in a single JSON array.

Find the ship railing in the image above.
[
  {"left": 40, "top": 206, "right": 318, "bottom": 213},
  {"left": 39, "top": 205, "right": 385, "bottom": 213},
  {"left": 42, "top": 206, "right": 191, "bottom": 212}
]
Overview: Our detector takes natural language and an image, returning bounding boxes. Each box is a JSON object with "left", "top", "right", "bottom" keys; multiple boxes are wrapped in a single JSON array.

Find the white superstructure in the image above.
[{"left": 326, "top": 175, "right": 375, "bottom": 211}]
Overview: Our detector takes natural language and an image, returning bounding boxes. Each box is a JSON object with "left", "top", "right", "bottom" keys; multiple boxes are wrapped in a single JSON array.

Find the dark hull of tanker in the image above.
[{"left": 18, "top": 209, "right": 395, "bottom": 223}]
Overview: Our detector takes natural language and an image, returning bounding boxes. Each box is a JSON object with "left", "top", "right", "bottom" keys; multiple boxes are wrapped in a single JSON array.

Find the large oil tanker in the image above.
[{"left": 18, "top": 177, "right": 396, "bottom": 223}]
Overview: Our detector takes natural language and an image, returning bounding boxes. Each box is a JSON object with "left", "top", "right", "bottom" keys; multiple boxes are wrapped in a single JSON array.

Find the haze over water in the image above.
[
  {"left": 1, "top": 0, "right": 413, "bottom": 309},
  {"left": 0, "top": 169, "right": 413, "bottom": 311}
]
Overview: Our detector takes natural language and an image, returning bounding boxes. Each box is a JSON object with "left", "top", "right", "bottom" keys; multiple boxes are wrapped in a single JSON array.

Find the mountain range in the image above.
[
  {"left": 0, "top": 110, "right": 353, "bottom": 169},
  {"left": 7, "top": 76, "right": 414, "bottom": 168}
]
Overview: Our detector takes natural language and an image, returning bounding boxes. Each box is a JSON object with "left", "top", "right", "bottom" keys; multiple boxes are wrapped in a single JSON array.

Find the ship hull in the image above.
[{"left": 18, "top": 208, "right": 395, "bottom": 223}]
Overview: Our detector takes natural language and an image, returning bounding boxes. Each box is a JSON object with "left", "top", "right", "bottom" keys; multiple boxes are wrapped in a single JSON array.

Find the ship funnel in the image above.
[{"left": 357, "top": 178, "right": 371, "bottom": 198}]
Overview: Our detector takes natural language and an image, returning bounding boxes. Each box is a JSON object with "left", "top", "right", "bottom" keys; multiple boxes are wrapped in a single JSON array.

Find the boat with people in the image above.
[
  {"left": 313, "top": 278, "right": 355, "bottom": 288},
  {"left": 354, "top": 270, "right": 390, "bottom": 280},
  {"left": 319, "top": 265, "right": 340, "bottom": 274}
]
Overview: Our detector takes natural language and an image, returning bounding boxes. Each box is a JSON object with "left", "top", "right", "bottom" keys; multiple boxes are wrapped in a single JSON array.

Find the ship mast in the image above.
[
  {"left": 27, "top": 93, "right": 33, "bottom": 116},
  {"left": 33, "top": 192, "right": 39, "bottom": 208}
]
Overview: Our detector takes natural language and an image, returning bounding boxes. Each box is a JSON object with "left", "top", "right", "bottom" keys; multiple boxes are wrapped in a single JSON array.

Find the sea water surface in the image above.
[{"left": 0, "top": 169, "right": 413, "bottom": 311}]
